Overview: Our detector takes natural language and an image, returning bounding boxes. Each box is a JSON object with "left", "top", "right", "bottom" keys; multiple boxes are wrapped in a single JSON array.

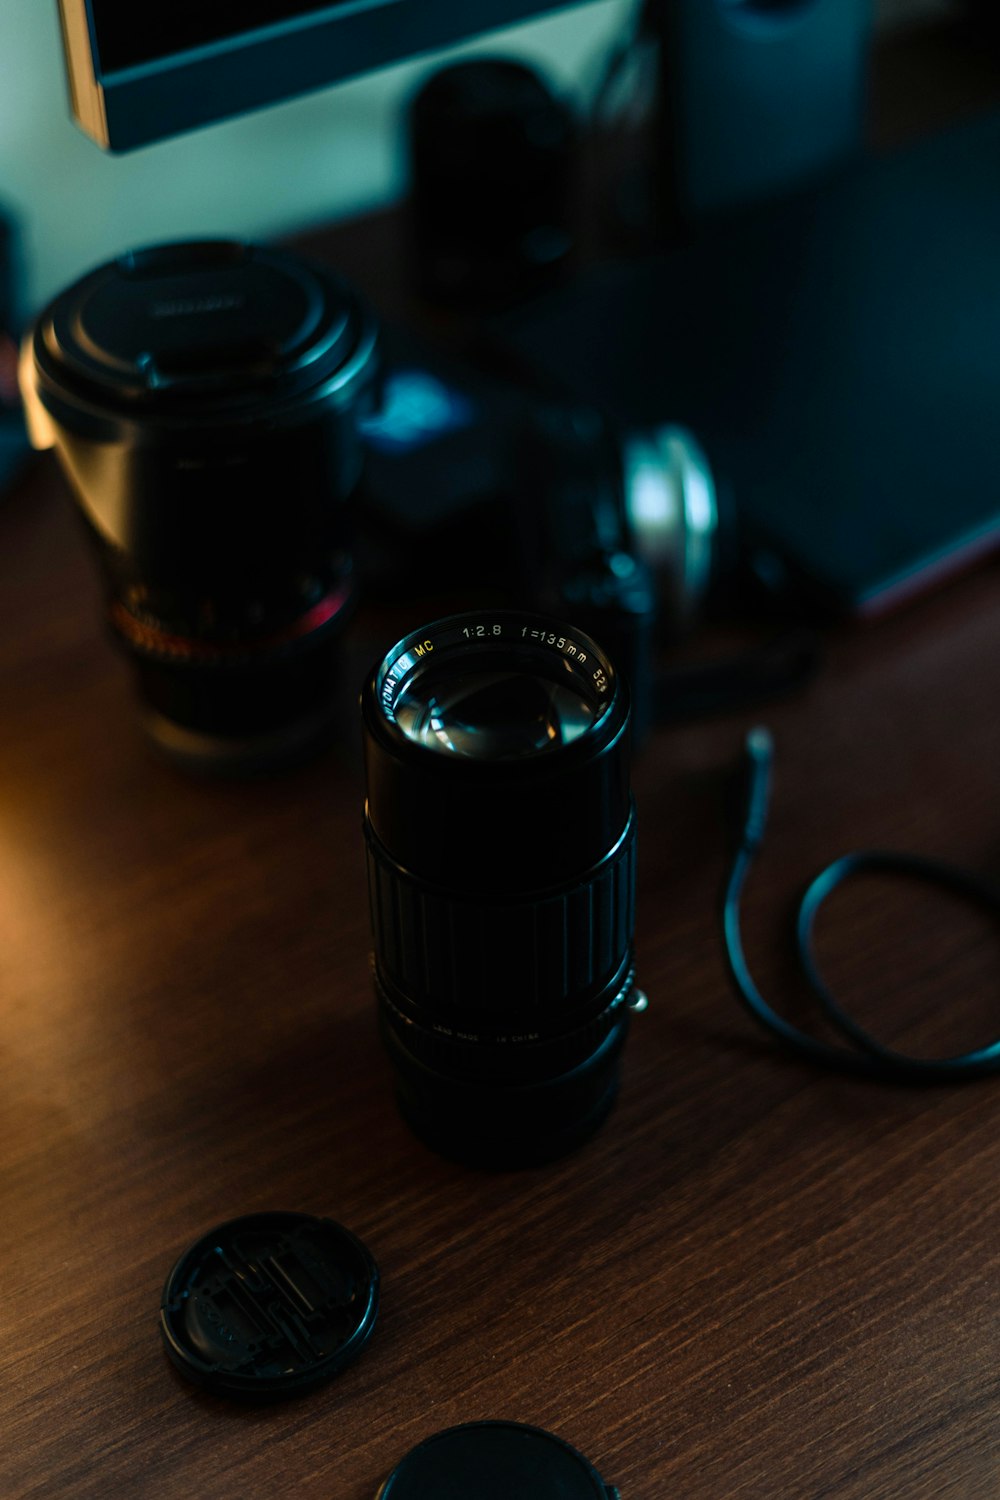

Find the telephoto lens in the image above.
[
  {"left": 361, "top": 611, "right": 640, "bottom": 1167},
  {"left": 20, "top": 240, "right": 379, "bottom": 770}
]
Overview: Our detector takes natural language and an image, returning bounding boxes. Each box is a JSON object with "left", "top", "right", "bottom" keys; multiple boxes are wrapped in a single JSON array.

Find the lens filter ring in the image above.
[{"left": 372, "top": 612, "right": 619, "bottom": 763}]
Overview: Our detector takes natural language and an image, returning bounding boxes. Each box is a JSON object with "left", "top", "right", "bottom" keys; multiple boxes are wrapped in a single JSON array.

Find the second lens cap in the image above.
[
  {"left": 160, "top": 1211, "right": 379, "bottom": 1401},
  {"left": 376, "top": 1421, "right": 620, "bottom": 1497}
]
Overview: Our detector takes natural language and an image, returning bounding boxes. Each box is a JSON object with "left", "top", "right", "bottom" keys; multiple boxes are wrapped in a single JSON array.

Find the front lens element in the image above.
[
  {"left": 361, "top": 611, "right": 637, "bottom": 1167},
  {"left": 394, "top": 665, "right": 595, "bottom": 759}
]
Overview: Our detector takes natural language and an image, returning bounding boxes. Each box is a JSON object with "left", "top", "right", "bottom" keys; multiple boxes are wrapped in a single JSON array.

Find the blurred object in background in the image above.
[
  {"left": 958, "top": 0, "right": 1000, "bottom": 41},
  {"left": 360, "top": 329, "right": 732, "bottom": 741},
  {"left": 19, "top": 240, "right": 380, "bottom": 771},
  {"left": 1, "top": 200, "right": 30, "bottom": 499},
  {"left": 488, "top": 111, "right": 1000, "bottom": 619},
  {"left": 0, "top": 4, "right": 624, "bottom": 312},
  {"left": 407, "top": 58, "right": 578, "bottom": 310},
  {"left": 593, "top": 0, "right": 872, "bottom": 243}
]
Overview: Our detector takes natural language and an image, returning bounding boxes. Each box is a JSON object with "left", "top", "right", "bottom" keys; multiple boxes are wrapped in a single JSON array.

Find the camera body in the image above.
[{"left": 360, "top": 334, "right": 719, "bottom": 742}]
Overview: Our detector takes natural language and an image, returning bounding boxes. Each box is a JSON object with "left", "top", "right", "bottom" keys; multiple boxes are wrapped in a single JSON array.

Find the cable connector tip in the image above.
[
  {"left": 745, "top": 725, "right": 774, "bottom": 763},
  {"left": 737, "top": 725, "right": 773, "bottom": 851}
]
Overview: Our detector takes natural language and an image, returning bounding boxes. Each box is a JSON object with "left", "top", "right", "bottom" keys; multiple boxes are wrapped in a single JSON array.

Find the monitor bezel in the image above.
[{"left": 57, "top": 0, "right": 580, "bottom": 152}]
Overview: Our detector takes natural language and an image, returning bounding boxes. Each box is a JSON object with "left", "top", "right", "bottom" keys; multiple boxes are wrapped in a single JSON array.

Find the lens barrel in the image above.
[
  {"left": 21, "top": 240, "right": 380, "bottom": 769},
  {"left": 361, "top": 612, "right": 637, "bottom": 1166}
]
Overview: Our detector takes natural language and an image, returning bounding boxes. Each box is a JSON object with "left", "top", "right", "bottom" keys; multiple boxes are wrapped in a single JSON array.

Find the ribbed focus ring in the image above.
[
  {"left": 376, "top": 959, "right": 634, "bottom": 1086},
  {"left": 364, "top": 804, "right": 636, "bottom": 1033}
]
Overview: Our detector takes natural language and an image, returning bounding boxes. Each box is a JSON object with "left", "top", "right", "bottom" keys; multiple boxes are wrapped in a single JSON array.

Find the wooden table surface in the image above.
[{"left": 4, "top": 18, "right": 1000, "bottom": 1500}]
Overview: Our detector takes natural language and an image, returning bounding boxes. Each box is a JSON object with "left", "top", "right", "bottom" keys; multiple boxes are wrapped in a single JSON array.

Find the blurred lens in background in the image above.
[
  {"left": 408, "top": 58, "right": 577, "bottom": 309},
  {"left": 20, "top": 239, "right": 380, "bottom": 770}
]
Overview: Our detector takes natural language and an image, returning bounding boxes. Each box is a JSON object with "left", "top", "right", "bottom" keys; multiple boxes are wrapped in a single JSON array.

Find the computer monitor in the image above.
[{"left": 57, "top": 0, "right": 581, "bottom": 151}]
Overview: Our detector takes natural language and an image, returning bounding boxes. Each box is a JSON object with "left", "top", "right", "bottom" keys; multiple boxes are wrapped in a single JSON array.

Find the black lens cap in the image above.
[
  {"left": 160, "top": 1211, "right": 379, "bottom": 1401},
  {"left": 34, "top": 240, "right": 371, "bottom": 416},
  {"left": 376, "top": 1421, "right": 620, "bottom": 1498}
]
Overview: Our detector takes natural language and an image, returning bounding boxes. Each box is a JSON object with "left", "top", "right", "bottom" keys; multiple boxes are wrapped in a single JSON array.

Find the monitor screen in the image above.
[
  {"left": 58, "top": 0, "right": 579, "bottom": 151},
  {"left": 88, "top": 1, "right": 366, "bottom": 72}
]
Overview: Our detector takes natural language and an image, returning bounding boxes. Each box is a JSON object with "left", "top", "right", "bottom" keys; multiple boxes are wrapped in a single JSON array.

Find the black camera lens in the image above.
[
  {"left": 20, "top": 240, "right": 380, "bottom": 769},
  {"left": 361, "top": 612, "right": 639, "bottom": 1167},
  {"left": 408, "top": 59, "right": 577, "bottom": 308}
]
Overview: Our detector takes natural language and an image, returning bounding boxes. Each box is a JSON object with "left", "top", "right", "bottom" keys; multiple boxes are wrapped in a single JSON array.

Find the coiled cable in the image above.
[{"left": 722, "top": 727, "right": 1000, "bottom": 1081}]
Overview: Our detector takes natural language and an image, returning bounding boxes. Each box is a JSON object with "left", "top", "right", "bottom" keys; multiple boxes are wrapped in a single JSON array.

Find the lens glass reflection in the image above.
[{"left": 394, "top": 666, "right": 595, "bottom": 759}]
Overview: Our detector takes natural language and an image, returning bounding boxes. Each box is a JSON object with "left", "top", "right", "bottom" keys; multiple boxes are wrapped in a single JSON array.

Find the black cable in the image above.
[{"left": 722, "top": 726, "right": 1000, "bottom": 1082}]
